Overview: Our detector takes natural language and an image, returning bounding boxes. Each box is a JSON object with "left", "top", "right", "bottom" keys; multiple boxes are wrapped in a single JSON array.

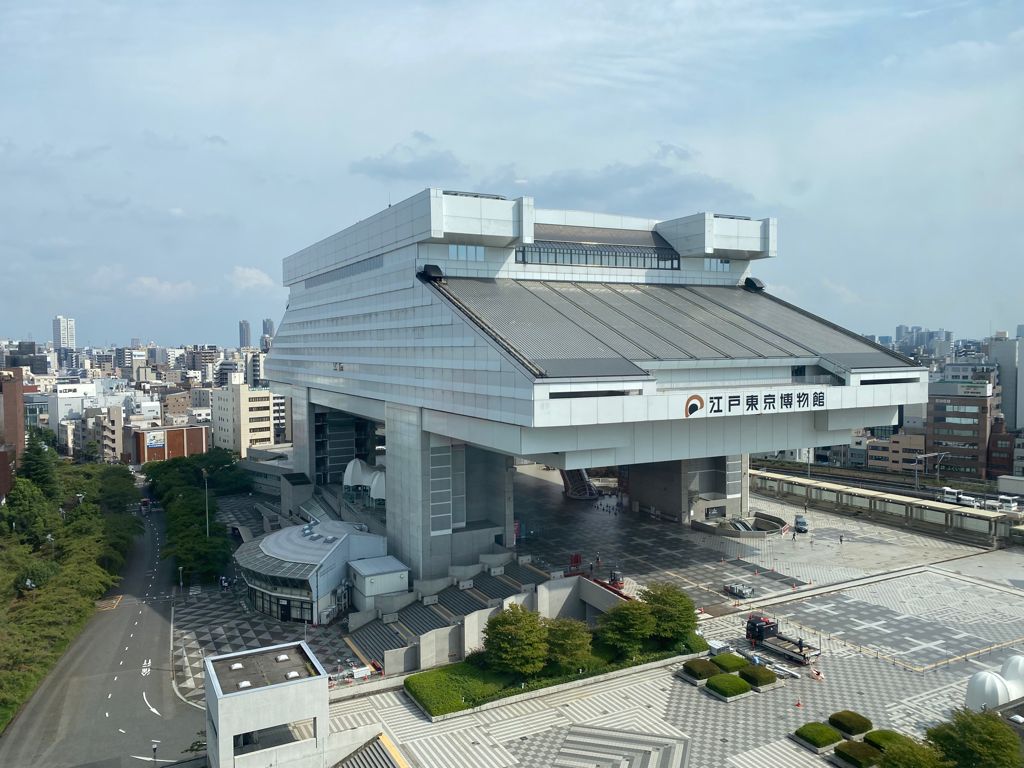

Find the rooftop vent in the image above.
[
  {"left": 417, "top": 264, "right": 445, "bottom": 283},
  {"left": 237, "top": 680, "right": 252, "bottom": 689},
  {"left": 275, "top": 654, "right": 290, "bottom": 662},
  {"left": 744, "top": 277, "right": 766, "bottom": 293},
  {"left": 229, "top": 662, "right": 244, "bottom": 671},
  {"left": 285, "top": 670, "right": 301, "bottom": 680}
]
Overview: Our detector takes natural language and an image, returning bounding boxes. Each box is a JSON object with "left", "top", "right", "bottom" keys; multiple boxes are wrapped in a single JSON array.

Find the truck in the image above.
[
  {"left": 938, "top": 487, "right": 980, "bottom": 508},
  {"left": 745, "top": 613, "right": 820, "bottom": 665}
]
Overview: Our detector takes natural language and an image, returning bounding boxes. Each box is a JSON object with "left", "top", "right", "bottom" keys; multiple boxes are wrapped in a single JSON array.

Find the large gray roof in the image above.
[{"left": 435, "top": 278, "right": 910, "bottom": 378}]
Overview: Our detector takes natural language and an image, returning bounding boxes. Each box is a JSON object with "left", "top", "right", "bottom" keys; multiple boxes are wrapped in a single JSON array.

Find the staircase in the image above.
[{"left": 560, "top": 469, "right": 599, "bottom": 500}]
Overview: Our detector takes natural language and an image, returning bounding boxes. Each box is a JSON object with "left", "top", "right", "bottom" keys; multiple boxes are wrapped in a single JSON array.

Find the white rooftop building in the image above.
[{"left": 266, "top": 189, "right": 927, "bottom": 581}]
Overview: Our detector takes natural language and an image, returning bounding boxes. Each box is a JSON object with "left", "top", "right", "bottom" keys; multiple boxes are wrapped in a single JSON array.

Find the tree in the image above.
[
  {"left": 638, "top": 582, "right": 696, "bottom": 643},
  {"left": 482, "top": 604, "right": 548, "bottom": 677},
  {"left": 77, "top": 441, "right": 100, "bottom": 465},
  {"left": 543, "top": 617, "right": 592, "bottom": 671},
  {"left": 596, "top": 600, "right": 656, "bottom": 659},
  {"left": 1, "top": 478, "right": 60, "bottom": 547},
  {"left": 926, "top": 708, "right": 1023, "bottom": 768},
  {"left": 19, "top": 433, "right": 59, "bottom": 501},
  {"left": 880, "top": 739, "right": 952, "bottom": 768}
]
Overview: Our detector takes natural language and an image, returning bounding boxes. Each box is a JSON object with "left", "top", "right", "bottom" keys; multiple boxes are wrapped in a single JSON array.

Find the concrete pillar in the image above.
[
  {"left": 630, "top": 460, "right": 687, "bottom": 519},
  {"left": 384, "top": 403, "right": 431, "bottom": 579}
]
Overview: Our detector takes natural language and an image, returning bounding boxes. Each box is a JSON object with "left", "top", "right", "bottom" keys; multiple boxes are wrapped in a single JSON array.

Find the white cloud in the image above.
[
  {"left": 129, "top": 275, "right": 197, "bottom": 300},
  {"left": 230, "top": 266, "right": 276, "bottom": 291}
]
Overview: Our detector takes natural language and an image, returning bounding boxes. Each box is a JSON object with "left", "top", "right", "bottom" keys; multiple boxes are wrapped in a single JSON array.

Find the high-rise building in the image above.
[
  {"left": 52, "top": 315, "right": 76, "bottom": 349},
  {"left": 212, "top": 381, "right": 282, "bottom": 457},
  {"left": 990, "top": 337, "right": 1023, "bottom": 432},
  {"left": 1016, "top": 324, "right": 1024, "bottom": 340},
  {"left": 239, "top": 320, "right": 252, "bottom": 349},
  {"left": 262, "top": 318, "right": 275, "bottom": 337}
]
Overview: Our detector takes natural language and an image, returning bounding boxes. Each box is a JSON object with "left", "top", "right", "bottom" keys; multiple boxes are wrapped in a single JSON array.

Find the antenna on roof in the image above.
[{"left": 387, "top": 191, "right": 391, "bottom": 208}]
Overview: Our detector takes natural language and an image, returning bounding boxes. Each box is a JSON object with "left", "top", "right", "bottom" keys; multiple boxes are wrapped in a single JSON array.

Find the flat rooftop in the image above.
[{"left": 208, "top": 642, "right": 321, "bottom": 694}]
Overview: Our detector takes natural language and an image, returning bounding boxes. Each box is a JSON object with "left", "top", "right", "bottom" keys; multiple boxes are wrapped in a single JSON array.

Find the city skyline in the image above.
[{"left": 0, "top": 2, "right": 1021, "bottom": 345}]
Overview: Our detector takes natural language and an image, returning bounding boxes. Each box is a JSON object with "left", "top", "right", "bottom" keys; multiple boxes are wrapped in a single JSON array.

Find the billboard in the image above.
[{"left": 145, "top": 431, "right": 166, "bottom": 449}]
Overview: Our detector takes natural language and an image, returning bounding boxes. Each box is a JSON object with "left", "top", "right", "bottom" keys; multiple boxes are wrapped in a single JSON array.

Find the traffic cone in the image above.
[{"left": 795, "top": 699, "right": 803, "bottom": 708}]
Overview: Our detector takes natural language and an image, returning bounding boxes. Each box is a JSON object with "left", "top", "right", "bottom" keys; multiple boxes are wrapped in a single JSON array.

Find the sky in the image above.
[{"left": 0, "top": 0, "right": 1022, "bottom": 348}]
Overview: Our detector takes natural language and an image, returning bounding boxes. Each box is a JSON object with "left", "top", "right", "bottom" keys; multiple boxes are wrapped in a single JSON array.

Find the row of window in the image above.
[
  {"left": 448, "top": 244, "right": 485, "bottom": 261},
  {"left": 934, "top": 404, "right": 980, "bottom": 413},
  {"left": 933, "top": 416, "right": 978, "bottom": 425},
  {"left": 704, "top": 258, "right": 731, "bottom": 272},
  {"left": 515, "top": 242, "right": 680, "bottom": 270},
  {"left": 249, "top": 587, "right": 313, "bottom": 623}
]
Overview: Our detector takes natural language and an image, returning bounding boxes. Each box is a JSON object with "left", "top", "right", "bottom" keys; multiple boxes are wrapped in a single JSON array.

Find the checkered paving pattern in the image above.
[
  {"left": 171, "top": 592, "right": 357, "bottom": 705},
  {"left": 776, "top": 572, "right": 1024, "bottom": 669},
  {"left": 725, "top": 737, "right": 824, "bottom": 768}
]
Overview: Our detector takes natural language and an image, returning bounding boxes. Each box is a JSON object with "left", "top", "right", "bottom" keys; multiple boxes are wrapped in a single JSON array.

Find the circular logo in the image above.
[{"left": 685, "top": 394, "right": 705, "bottom": 418}]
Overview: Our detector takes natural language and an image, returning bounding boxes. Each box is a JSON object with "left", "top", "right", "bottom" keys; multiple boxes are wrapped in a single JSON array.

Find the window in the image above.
[
  {"left": 447, "top": 244, "right": 485, "bottom": 261},
  {"left": 515, "top": 241, "right": 679, "bottom": 270},
  {"left": 704, "top": 257, "right": 731, "bottom": 272}
]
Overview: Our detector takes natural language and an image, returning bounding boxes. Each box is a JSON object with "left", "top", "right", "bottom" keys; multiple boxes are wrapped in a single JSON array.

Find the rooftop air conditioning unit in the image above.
[
  {"left": 237, "top": 680, "right": 252, "bottom": 689},
  {"left": 275, "top": 654, "right": 290, "bottom": 662},
  {"left": 229, "top": 662, "right": 244, "bottom": 671},
  {"left": 285, "top": 671, "right": 300, "bottom": 680}
]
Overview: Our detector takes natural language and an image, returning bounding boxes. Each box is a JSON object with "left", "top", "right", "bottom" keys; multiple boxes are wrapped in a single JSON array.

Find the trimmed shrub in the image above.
[
  {"left": 682, "top": 658, "right": 720, "bottom": 680},
  {"left": 864, "top": 729, "right": 913, "bottom": 752},
  {"left": 795, "top": 722, "right": 843, "bottom": 748},
  {"left": 710, "top": 652, "right": 748, "bottom": 673},
  {"left": 706, "top": 673, "right": 751, "bottom": 698},
  {"left": 834, "top": 740, "right": 883, "bottom": 768},
  {"left": 829, "top": 710, "right": 873, "bottom": 736},
  {"left": 738, "top": 664, "right": 778, "bottom": 686}
]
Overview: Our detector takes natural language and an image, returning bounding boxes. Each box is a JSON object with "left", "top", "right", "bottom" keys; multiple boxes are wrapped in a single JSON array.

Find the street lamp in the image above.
[
  {"left": 202, "top": 468, "right": 209, "bottom": 538},
  {"left": 179, "top": 565, "right": 184, "bottom": 592}
]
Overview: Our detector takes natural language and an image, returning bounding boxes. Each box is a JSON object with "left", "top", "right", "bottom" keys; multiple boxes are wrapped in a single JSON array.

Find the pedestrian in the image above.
[
  {"left": 839, "top": 534, "right": 844, "bottom": 544},
  {"left": 792, "top": 530, "right": 797, "bottom": 541}
]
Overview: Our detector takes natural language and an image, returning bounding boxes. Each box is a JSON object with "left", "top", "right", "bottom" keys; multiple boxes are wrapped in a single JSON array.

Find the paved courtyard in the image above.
[
  {"left": 169, "top": 484, "right": 1024, "bottom": 766},
  {"left": 514, "top": 467, "right": 978, "bottom": 611},
  {"left": 313, "top": 566, "right": 1024, "bottom": 768}
]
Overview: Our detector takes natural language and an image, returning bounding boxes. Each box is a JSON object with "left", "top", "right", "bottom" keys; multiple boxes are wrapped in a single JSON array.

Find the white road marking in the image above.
[
  {"left": 125, "top": 646, "right": 129, "bottom": 651},
  {"left": 118, "top": 728, "right": 126, "bottom": 734},
  {"left": 114, "top": 675, "right": 118, "bottom": 681},
  {"left": 119, "top": 661, "right": 124, "bottom": 666},
  {"left": 130, "top": 633, "right": 134, "bottom": 638},
  {"left": 129, "top": 756, "right": 175, "bottom": 763},
  {"left": 107, "top": 693, "right": 112, "bottom": 699},
  {"left": 105, "top": 712, "right": 109, "bottom": 718},
  {"left": 142, "top": 691, "right": 162, "bottom": 717}
]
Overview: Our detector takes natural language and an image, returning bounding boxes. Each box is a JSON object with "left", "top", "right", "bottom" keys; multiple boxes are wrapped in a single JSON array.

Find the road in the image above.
[{"left": 0, "top": 509, "right": 203, "bottom": 768}]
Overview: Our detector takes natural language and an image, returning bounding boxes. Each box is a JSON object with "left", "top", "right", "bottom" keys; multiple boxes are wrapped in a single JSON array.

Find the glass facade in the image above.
[
  {"left": 248, "top": 586, "right": 313, "bottom": 623},
  {"left": 515, "top": 241, "right": 680, "bottom": 270}
]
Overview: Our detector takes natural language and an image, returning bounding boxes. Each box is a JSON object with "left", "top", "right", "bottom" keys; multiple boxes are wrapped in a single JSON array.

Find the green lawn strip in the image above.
[{"left": 406, "top": 649, "right": 678, "bottom": 717}]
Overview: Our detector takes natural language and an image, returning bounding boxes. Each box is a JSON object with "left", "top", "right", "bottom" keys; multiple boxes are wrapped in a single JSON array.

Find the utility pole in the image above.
[{"left": 202, "top": 468, "right": 209, "bottom": 537}]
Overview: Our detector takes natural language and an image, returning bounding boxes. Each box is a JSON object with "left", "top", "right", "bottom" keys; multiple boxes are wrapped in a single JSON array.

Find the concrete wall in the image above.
[
  {"left": 536, "top": 576, "right": 585, "bottom": 620},
  {"left": 383, "top": 645, "right": 418, "bottom": 676},
  {"left": 419, "top": 625, "right": 462, "bottom": 669},
  {"left": 578, "top": 578, "right": 628, "bottom": 615},
  {"left": 207, "top": 673, "right": 328, "bottom": 768},
  {"left": 462, "top": 605, "right": 499, "bottom": 655},
  {"left": 630, "top": 460, "right": 686, "bottom": 518}
]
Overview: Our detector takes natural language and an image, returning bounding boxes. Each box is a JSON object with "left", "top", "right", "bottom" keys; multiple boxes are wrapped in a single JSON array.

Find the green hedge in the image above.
[
  {"left": 682, "top": 658, "right": 720, "bottom": 680},
  {"left": 403, "top": 662, "right": 513, "bottom": 715},
  {"left": 738, "top": 664, "right": 777, "bottom": 686},
  {"left": 706, "top": 673, "right": 751, "bottom": 698},
  {"left": 795, "top": 722, "right": 843, "bottom": 748},
  {"left": 710, "top": 652, "right": 748, "bottom": 673},
  {"left": 834, "top": 740, "right": 883, "bottom": 767},
  {"left": 864, "top": 729, "right": 913, "bottom": 752},
  {"left": 829, "top": 710, "right": 873, "bottom": 735}
]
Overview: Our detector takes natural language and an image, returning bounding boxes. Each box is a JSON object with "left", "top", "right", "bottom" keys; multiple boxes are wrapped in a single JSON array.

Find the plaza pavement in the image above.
[{"left": 170, "top": 480, "right": 1024, "bottom": 766}]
